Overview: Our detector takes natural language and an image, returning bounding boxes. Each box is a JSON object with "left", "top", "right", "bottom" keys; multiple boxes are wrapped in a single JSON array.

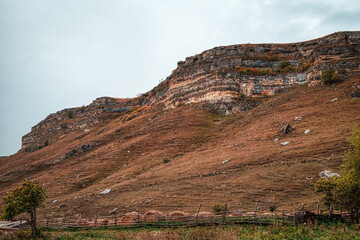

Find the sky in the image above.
[{"left": 0, "top": 0, "right": 359, "bottom": 156}]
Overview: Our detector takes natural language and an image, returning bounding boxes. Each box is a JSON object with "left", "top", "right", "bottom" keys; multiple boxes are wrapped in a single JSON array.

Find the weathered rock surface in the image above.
[
  {"left": 319, "top": 170, "right": 340, "bottom": 179},
  {"left": 21, "top": 31, "right": 360, "bottom": 152}
]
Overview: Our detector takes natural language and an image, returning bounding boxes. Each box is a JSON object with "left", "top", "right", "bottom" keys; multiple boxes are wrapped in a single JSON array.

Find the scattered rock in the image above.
[
  {"left": 84, "top": 129, "right": 91, "bottom": 132},
  {"left": 52, "top": 200, "right": 58, "bottom": 204},
  {"left": 274, "top": 138, "right": 279, "bottom": 142},
  {"left": 100, "top": 189, "right": 112, "bottom": 195},
  {"left": 144, "top": 198, "right": 156, "bottom": 204},
  {"left": 319, "top": 170, "right": 340, "bottom": 180},
  {"left": 281, "top": 122, "right": 292, "bottom": 134},
  {"left": 348, "top": 85, "right": 360, "bottom": 98},
  {"left": 330, "top": 98, "right": 338, "bottom": 102},
  {"left": 127, "top": 150, "right": 131, "bottom": 154},
  {"left": 109, "top": 208, "right": 118, "bottom": 215},
  {"left": 75, "top": 135, "right": 83, "bottom": 140},
  {"left": 222, "top": 160, "right": 229, "bottom": 165},
  {"left": 59, "top": 204, "right": 67, "bottom": 209},
  {"left": 304, "top": 129, "right": 311, "bottom": 134},
  {"left": 280, "top": 141, "right": 290, "bottom": 146},
  {"left": 63, "top": 149, "right": 77, "bottom": 159},
  {"left": 79, "top": 144, "right": 92, "bottom": 154},
  {"left": 295, "top": 116, "right": 302, "bottom": 121},
  {"left": 95, "top": 130, "right": 104, "bottom": 135},
  {"left": 75, "top": 174, "right": 80, "bottom": 180}
]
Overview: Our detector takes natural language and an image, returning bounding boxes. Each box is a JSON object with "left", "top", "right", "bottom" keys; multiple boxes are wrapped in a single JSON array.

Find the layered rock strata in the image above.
[{"left": 21, "top": 31, "right": 360, "bottom": 151}]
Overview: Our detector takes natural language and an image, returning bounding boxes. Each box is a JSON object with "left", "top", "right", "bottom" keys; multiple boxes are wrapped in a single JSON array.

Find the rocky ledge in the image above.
[{"left": 21, "top": 31, "right": 360, "bottom": 152}]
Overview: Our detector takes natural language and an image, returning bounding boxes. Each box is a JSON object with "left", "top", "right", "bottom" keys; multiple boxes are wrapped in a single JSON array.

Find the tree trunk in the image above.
[{"left": 29, "top": 210, "right": 38, "bottom": 237}]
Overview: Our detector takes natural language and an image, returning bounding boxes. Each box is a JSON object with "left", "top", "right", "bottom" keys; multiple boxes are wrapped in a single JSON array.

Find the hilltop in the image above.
[{"left": 0, "top": 31, "right": 359, "bottom": 218}]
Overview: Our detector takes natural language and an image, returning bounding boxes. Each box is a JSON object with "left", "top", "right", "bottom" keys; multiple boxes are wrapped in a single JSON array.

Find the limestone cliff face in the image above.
[
  {"left": 143, "top": 31, "right": 360, "bottom": 110},
  {"left": 21, "top": 97, "right": 138, "bottom": 152},
  {"left": 21, "top": 31, "right": 360, "bottom": 152}
]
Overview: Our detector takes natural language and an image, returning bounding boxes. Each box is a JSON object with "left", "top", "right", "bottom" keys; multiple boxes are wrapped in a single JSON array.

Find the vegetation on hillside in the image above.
[
  {"left": 315, "top": 127, "right": 360, "bottom": 223},
  {"left": 1, "top": 179, "right": 46, "bottom": 237},
  {"left": 2, "top": 223, "right": 359, "bottom": 240},
  {"left": 321, "top": 69, "right": 342, "bottom": 84}
]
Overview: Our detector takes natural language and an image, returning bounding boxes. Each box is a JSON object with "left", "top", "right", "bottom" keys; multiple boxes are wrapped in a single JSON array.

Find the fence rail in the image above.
[{"left": 38, "top": 204, "right": 353, "bottom": 230}]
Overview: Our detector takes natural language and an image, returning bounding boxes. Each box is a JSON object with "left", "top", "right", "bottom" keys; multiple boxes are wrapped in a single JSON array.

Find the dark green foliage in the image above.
[
  {"left": 321, "top": 69, "right": 341, "bottom": 84},
  {"left": 1, "top": 179, "right": 46, "bottom": 237},
  {"left": 212, "top": 204, "right": 226, "bottom": 213},
  {"left": 269, "top": 203, "right": 278, "bottom": 212},
  {"left": 315, "top": 128, "right": 360, "bottom": 223},
  {"left": 162, "top": 157, "right": 170, "bottom": 163},
  {"left": 67, "top": 110, "right": 74, "bottom": 119},
  {"left": 275, "top": 60, "right": 295, "bottom": 74}
]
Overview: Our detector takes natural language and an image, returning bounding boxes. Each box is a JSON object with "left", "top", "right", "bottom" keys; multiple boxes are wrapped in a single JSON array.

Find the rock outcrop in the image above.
[{"left": 21, "top": 31, "right": 360, "bottom": 152}]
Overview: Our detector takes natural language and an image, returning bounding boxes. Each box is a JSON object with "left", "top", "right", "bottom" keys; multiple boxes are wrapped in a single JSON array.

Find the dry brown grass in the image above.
[{"left": 0, "top": 77, "right": 359, "bottom": 219}]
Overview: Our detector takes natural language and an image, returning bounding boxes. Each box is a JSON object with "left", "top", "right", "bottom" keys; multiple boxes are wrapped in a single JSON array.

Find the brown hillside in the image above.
[
  {"left": 1, "top": 77, "right": 359, "bottom": 218},
  {"left": 1, "top": 32, "right": 360, "bottom": 218}
]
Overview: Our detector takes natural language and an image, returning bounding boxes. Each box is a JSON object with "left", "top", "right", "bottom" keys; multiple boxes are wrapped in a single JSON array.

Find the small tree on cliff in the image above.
[
  {"left": 1, "top": 179, "right": 46, "bottom": 236},
  {"left": 315, "top": 127, "right": 360, "bottom": 223}
]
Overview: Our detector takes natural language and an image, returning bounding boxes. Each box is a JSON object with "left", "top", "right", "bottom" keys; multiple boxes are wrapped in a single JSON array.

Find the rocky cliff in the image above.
[{"left": 21, "top": 31, "right": 360, "bottom": 152}]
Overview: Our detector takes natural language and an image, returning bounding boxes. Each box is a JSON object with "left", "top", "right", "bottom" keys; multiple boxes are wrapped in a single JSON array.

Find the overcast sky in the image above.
[{"left": 1, "top": 0, "right": 359, "bottom": 156}]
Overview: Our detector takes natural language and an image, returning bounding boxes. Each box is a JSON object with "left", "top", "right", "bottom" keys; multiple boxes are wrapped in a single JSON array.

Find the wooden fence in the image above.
[{"left": 38, "top": 204, "right": 352, "bottom": 229}]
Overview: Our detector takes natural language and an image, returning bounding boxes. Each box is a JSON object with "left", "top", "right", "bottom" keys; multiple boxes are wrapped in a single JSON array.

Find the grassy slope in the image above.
[{"left": 0, "top": 78, "right": 359, "bottom": 218}]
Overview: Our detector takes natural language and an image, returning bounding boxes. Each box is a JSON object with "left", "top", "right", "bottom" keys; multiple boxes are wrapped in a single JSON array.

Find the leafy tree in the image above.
[
  {"left": 1, "top": 179, "right": 46, "bottom": 236},
  {"left": 315, "top": 128, "right": 360, "bottom": 223}
]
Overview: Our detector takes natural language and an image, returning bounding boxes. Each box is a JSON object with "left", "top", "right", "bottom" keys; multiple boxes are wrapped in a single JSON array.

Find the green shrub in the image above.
[
  {"left": 162, "top": 158, "right": 170, "bottom": 163},
  {"left": 276, "top": 60, "right": 295, "bottom": 74},
  {"left": 67, "top": 110, "right": 74, "bottom": 119},
  {"left": 269, "top": 203, "right": 278, "bottom": 212},
  {"left": 212, "top": 204, "right": 226, "bottom": 213},
  {"left": 239, "top": 92, "right": 246, "bottom": 98},
  {"left": 321, "top": 69, "right": 341, "bottom": 84}
]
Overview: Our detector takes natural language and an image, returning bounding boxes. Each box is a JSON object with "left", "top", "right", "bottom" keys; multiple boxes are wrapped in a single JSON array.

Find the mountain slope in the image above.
[{"left": 0, "top": 32, "right": 360, "bottom": 218}]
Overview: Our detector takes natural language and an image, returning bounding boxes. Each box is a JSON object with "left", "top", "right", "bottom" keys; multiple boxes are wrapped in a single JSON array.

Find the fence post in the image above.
[
  {"left": 46, "top": 217, "right": 49, "bottom": 228},
  {"left": 316, "top": 205, "right": 320, "bottom": 215},
  {"left": 95, "top": 215, "right": 98, "bottom": 227},
  {"left": 196, "top": 204, "right": 202, "bottom": 225},
  {"left": 114, "top": 213, "right": 117, "bottom": 226},
  {"left": 329, "top": 205, "right": 333, "bottom": 216},
  {"left": 254, "top": 203, "right": 258, "bottom": 220},
  {"left": 293, "top": 208, "right": 296, "bottom": 225},
  {"left": 282, "top": 210, "right": 285, "bottom": 224},
  {"left": 137, "top": 212, "right": 140, "bottom": 226},
  {"left": 301, "top": 204, "right": 305, "bottom": 223},
  {"left": 222, "top": 204, "right": 227, "bottom": 224}
]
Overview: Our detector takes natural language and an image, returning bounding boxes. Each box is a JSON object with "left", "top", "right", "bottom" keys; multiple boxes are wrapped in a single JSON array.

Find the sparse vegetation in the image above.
[
  {"left": 315, "top": 127, "right": 360, "bottom": 223},
  {"left": 162, "top": 157, "right": 170, "bottom": 163},
  {"left": 231, "top": 59, "right": 309, "bottom": 76},
  {"left": 275, "top": 60, "right": 295, "bottom": 74},
  {"left": 212, "top": 204, "right": 226, "bottom": 213},
  {"left": 21, "top": 223, "right": 360, "bottom": 240},
  {"left": 321, "top": 69, "right": 341, "bottom": 84},
  {"left": 67, "top": 110, "right": 74, "bottom": 119}
]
